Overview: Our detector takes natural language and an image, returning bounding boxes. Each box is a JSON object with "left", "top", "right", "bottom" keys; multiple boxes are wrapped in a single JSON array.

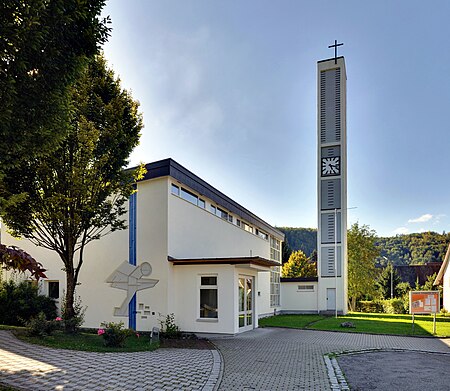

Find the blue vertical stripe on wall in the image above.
[{"left": 128, "top": 188, "right": 137, "bottom": 330}]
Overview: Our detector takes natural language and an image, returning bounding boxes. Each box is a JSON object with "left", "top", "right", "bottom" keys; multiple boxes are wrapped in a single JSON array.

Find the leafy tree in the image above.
[
  {"left": 347, "top": 222, "right": 380, "bottom": 311},
  {"left": 0, "top": 55, "right": 144, "bottom": 331},
  {"left": 376, "top": 263, "right": 402, "bottom": 299},
  {"left": 421, "top": 273, "right": 438, "bottom": 291},
  {"left": 281, "top": 250, "right": 317, "bottom": 278},
  {"left": 0, "top": 244, "right": 46, "bottom": 279},
  {"left": 0, "top": 0, "right": 110, "bottom": 168}
]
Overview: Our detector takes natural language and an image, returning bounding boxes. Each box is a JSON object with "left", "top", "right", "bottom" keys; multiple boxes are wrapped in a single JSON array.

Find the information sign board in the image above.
[{"left": 409, "top": 291, "right": 440, "bottom": 314}]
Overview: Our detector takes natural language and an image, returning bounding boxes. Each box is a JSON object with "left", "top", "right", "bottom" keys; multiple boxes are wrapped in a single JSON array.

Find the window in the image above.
[
  {"left": 171, "top": 184, "right": 180, "bottom": 196},
  {"left": 181, "top": 187, "right": 199, "bottom": 205},
  {"left": 270, "top": 237, "right": 281, "bottom": 262},
  {"left": 242, "top": 222, "right": 253, "bottom": 234},
  {"left": 210, "top": 205, "right": 233, "bottom": 222},
  {"left": 270, "top": 267, "right": 280, "bottom": 307},
  {"left": 270, "top": 236, "right": 281, "bottom": 307},
  {"left": 256, "top": 229, "right": 268, "bottom": 240},
  {"left": 200, "top": 276, "right": 218, "bottom": 319},
  {"left": 298, "top": 285, "right": 315, "bottom": 292},
  {"left": 217, "top": 207, "right": 229, "bottom": 221},
  {"left": 171, "top": 184, "right": 205, "bottom": 208},
  {"left": 48, "top": 281, "right": 59, "bottom": 299},
  {"left": 236, "top": 219, "right": 241, "bottom": 227}
]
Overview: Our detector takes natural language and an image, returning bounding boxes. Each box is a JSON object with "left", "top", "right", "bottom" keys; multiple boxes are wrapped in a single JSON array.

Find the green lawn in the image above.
[
  {"left": 259, "top": 314, "right": 325, "bottom": 329},
  {"left": 13, "top": 329, "right": 159, "bottom": 352},
  {"left": 260, "top": 312, "right": 450, "bottom": 337}
]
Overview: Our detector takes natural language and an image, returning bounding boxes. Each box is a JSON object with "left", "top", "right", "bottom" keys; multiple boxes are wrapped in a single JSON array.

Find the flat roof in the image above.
[
  {"left": 168, "top": 256, "right": 280, "bottom": 268},
  {"left": 280, "top": 277, "right": 318, "bottom": 282},
  {"left": 132, "top": 158, "right": 284, "bottom": 240}
]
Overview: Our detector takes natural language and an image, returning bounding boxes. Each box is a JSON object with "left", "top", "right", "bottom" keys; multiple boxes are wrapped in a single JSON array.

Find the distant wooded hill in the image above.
[
  {"left": 277, "top": 227, "right": 317, "bottom": 258},
  {"left": 277, "top": 227, "right": 449, "bottom": 266}
]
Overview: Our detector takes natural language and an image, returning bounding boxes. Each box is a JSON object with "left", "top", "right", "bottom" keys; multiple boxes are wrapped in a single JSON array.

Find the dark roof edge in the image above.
[
  {"left": 131, "top": 158, "right": 284, "bottom": 240},
  {"left": 317, "top": 56, "right": 344, "bottom": 64},
  {"left": 281, "top": 277, "right": 318, "bottom": 282},
  {"left": 168, "top": 255, "right": 280, "bottom": 267}
]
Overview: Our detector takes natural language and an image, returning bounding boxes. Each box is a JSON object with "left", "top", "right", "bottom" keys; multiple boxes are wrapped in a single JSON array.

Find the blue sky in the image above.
[{"left": 102, "top": 0, "right": 450, "bottom": 237}]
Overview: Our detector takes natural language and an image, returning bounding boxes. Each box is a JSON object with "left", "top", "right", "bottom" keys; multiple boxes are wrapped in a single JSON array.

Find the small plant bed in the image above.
[
  {"left": 260, "top": 313, "right": 450, "bottom": 337},
  {"left": 13, "top": 329, "right": 159, "bottom": 353},
  {"left": 160, "top": 333, "right": 215, "bottom": 350}
]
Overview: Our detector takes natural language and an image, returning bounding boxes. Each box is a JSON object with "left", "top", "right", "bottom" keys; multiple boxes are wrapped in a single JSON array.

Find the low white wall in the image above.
[{"left": 281, "top": 281, "right": 318, "bottom": 313}]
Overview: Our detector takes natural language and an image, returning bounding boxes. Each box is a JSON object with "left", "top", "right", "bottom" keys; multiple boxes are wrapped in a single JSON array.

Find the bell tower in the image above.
[{"left": 317, "top": 42, "right": 348, "bottom": 315}]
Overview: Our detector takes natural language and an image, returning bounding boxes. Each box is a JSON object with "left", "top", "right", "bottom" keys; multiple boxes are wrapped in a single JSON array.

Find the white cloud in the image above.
[
  {"left": 393, "top": 227, "right": 409, "bottom": 235},
  {"left": 408, "top": 214, "right": 433, "bottom": 223}
]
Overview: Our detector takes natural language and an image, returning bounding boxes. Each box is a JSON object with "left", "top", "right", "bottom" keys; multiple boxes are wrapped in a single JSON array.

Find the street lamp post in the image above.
[
  {"left": 382, "top": 256, "right": 393, "bottom": 299},
  {"left": 334, "top": 208, "right": 338, "bottom": 319}
]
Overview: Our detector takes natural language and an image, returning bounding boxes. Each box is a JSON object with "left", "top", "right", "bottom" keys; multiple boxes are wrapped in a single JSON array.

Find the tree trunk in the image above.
[
  {"left": 64, "top": 270, "right": 76, "bottom": 332},
  {"left": 62, "top": 246, "right": 77, "bottom": 333}
]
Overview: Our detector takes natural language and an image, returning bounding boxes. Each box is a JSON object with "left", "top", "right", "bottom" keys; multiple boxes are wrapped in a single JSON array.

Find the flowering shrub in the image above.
[{"left": 99, "top": 321, "right": 133, "bottom": 347}]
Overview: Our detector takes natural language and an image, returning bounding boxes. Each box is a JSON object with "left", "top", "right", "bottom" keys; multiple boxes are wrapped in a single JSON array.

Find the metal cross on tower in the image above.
[{"left": 328, "top": 40, "right": 344, "bottom": 64}]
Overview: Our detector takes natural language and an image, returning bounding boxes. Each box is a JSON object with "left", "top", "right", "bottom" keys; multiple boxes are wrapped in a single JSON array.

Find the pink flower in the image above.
[
  {"left": 136, "top": 333, "right": 140, "bottom": 338},
  {"left": 55, "top": 317, "right": 63, "bottom": 321},
  {"left": 97, "top": 329, "right": 105, "bottom": 336}
]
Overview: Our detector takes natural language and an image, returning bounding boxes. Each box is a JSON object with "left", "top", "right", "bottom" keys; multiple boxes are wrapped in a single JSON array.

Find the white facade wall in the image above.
[
  {"left": 443, "top": 265, "right": 450, "bottom": 311},
  {"left": 134, "top": 177, "right": 170, "bottom": 331},
  {"left": 1, "top": 170, "right": 282, "bottom": 334},
  {"left": 172, "top": 264, "right": 261, "bottom": 334},
  {"left": 167, "top": 179, "right": 278, "bottom": 330},
  {"left": 167, "top": 189, "right": 270, "bottom": 260},
  {"left": 1, "top": 219, "right": 130, "bottom": 329},
  {"left": 281, "top": 281, "right": 318, "bottom": 313},
  {"left": 257, "top": 271, "right": 273, "bottom": 317}
]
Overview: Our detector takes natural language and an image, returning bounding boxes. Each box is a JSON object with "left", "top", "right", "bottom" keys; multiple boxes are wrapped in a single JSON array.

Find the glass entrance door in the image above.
[{"left": 238, "top": 276, "right": 254, "bottom": 331}]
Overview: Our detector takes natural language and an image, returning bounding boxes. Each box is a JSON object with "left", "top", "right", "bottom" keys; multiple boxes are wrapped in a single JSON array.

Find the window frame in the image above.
[
  {"left": 198, "top": 275, "right": 218, "bottom": 321},
  {"left": 47, "top": 280, "right": 60, "bottom": 300}
]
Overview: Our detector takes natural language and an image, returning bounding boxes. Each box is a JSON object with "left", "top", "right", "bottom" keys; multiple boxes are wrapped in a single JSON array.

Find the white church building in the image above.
[
  {"left": 1, "top": 158, "right": 286, "bottom": 334},
  {"left": 1, "top": 54, "right": 349, "bottom": 334}
]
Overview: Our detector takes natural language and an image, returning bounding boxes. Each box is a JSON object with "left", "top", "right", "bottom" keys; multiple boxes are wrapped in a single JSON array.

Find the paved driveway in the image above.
[
  {"left": 1, "top": 328, "right": 449, "bottom": 390},
  {"left": 0, "top": 331, "right": 220, "bottom": 390},
  {"left": 210, "top": 328, "right": 450, "bottom": 391}
]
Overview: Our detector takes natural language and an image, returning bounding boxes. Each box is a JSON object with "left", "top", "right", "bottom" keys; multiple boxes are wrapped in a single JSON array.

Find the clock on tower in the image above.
[{"left": 321, "top": 156, "right": 340, "bottom": 176}]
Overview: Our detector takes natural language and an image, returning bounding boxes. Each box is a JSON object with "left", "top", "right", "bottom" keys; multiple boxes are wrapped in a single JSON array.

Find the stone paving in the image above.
[
  {"left": 0, "top": 330, "right": 220, "bottom": 390},
  {"left": 1, "top": 328, "right": 450, "bottom": 390},
  {"left": 210, "top": 328, "right": 450, "bottom": 391}
]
